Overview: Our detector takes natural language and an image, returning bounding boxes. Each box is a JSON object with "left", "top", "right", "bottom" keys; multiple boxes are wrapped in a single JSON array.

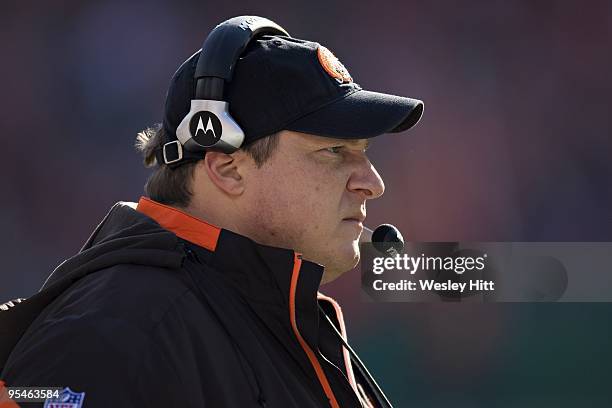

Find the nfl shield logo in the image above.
[{"left": 43, "top": 387, "right": 86, "bottom": 408}]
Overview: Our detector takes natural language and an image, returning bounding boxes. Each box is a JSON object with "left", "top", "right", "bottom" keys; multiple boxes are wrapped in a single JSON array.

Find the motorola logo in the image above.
[{"left": 189, "top": 111, "right": 222, "bottom": 146}]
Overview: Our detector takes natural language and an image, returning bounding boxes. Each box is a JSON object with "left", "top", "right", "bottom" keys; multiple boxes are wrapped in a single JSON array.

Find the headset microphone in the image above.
[{"left": 361, "top": 224, "right": 405, "bottom": 256}]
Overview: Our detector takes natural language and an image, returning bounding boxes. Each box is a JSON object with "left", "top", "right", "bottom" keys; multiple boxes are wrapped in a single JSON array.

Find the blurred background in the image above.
[{"left": 1, "top": 0, "right": 611, "bottom": 406}]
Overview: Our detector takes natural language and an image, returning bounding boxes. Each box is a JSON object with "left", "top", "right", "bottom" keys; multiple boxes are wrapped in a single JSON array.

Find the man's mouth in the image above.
[{"left": 342, "top": 214, "right": 366, "bottom": 225}]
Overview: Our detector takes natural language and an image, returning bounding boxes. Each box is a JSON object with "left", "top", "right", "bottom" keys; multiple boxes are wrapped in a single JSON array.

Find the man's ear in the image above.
[{"left": 200, "top": 151, "right": 245, "bottom": 196}]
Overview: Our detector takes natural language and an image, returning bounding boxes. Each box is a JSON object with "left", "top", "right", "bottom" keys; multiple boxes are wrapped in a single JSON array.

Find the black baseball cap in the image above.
[{"left": 162, "top": 35, "right": 423, "bottom": 155}]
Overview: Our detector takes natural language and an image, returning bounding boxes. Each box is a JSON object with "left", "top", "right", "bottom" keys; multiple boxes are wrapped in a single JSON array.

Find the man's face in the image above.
[{"left": 240, "top": 130, "right": 385, "bottom": 284}]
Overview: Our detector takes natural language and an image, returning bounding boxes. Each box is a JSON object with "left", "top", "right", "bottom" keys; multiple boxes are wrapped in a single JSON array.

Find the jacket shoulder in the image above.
[
  {"left": 46, "top": 264, "right": 195, "bottom": 329},
  {"left": 1, "top": 265, "right": 217, "bottom": 406}
]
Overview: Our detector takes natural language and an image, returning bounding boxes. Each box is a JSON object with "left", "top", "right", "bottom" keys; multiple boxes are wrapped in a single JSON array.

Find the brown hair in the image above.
[{"left": 135, "top": 124, "right": 279, "bottom": 207}]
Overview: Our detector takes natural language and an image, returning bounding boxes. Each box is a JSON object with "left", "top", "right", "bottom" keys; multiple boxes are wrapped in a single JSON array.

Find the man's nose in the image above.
[{"left": 347, "top": 157, "right": 385, "bottom": 199}]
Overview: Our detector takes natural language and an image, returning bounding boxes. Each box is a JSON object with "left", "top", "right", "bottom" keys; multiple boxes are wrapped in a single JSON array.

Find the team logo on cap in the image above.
[
  {"left": 317, "top": 46, "right": 353, "bottom": 84},
  {"left": 190, "top": 111, "right": 222, "bottom": 146}
]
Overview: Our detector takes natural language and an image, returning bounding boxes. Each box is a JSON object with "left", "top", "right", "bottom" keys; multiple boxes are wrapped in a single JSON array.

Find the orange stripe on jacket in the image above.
[
  {"left": 136, "top": 196, "right": 221, "bottom": 251},
  {"left": 289, "top": 253, "right": 340, "bottom": 408},
  {"left": 317, "top": 292, "right": 360, "bottom": 398}
]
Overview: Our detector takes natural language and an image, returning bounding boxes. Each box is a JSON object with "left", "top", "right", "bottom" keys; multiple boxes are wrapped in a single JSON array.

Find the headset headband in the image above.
[{"left": 195, "top": 16, "right": 289, "bottom": 99}]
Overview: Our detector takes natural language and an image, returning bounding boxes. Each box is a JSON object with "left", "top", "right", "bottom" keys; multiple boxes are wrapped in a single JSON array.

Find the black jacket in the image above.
[{"left": 0, "top": 198, "right": 386, "bottom": 407}]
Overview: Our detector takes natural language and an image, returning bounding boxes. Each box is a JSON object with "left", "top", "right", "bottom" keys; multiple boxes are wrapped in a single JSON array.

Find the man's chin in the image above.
[{"left": 319, "top": 247, "right": 360, "bottom": 285}]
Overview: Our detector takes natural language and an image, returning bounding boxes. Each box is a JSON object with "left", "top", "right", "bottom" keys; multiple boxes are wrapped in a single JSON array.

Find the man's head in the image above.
[{"left": 136, "top": 21, "right": 423, "bottom": 284}]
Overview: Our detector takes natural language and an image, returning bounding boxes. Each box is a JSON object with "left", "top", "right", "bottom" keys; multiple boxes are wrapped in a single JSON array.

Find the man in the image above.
[{"left": 0, "top": 16, "right": 422, "bottom": 407}]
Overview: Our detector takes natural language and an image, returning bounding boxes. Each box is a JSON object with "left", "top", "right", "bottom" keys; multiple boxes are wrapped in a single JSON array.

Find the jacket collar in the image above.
[{"left": 136, "top": 196, "right": 324, "bottom": 348}]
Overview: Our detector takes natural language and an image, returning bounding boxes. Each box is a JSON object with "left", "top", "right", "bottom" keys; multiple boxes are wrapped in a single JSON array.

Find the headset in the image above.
[{"left": 161, "top": 16, "right": 290, "bottom": 165}]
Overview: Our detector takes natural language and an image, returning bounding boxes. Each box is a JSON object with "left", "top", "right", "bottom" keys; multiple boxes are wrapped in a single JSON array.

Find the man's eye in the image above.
[{"left": 324, "top": 146, "right": 343, "bottom": 154}]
